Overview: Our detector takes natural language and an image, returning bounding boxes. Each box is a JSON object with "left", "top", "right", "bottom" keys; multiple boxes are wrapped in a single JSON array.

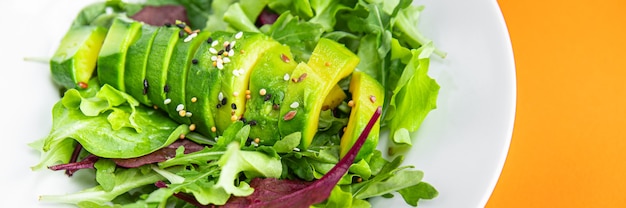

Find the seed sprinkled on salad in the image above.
[
  {"left": 189, "top": 124, "right": 196, "bottom": 131},
  {"left": 77, "top": 82, "right": 88, "bottom": 89},
  {"left": 283, "top": 110, "right": 297, "bottom": 121},
  {"left": 235, "top": 31, "right": 243, "bottom": 39},
  {"left": 290, "top": 102, "right": 299, "bottom": 109},
  {"left": 280, "top": 53, "right": 290, "bottom": 63}
]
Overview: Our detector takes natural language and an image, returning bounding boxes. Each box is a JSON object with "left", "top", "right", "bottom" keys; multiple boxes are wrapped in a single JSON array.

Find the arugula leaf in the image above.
[
  {"left": 398, "top": 182, "right": 439, "bottom": 206},
  {"left": 265, "top": 12, "right": 324, "bottom": 62},
  {"left": 94, "top": 159, "right": 117, "bottom": 192},
  {"left": 39, "top": 167, "right": 165, "bottom": 205},
  {"left": 273, "top": 132, "right": 302, "bottom": 153}
]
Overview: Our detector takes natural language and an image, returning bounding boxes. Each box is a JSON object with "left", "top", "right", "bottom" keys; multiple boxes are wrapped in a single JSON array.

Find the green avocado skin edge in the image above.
[
  {"left": 144, "top": 27, "right": 181, "bottom": 110},
  {"left": 124, "top": 25, "right": 158, "bottom": 106}
]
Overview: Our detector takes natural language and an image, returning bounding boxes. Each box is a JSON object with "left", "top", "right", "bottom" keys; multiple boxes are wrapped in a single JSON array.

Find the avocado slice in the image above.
[
  {"left": 50, "top": 25, "right": 107, "bottom": 89},
  {"left": 208, "top": 31, "right": 282, "bottom": 133},
  {"left": 186, "top": 35, "right": 221, "bottom": 138},
  {"left": 278, "top": 62, "right": 325, "bottom": 148},
  {"left": 145, "top": 26, "right": 181, "bottom": 110},
  {"left": 322, "top": 84, "right": 347, "bottom": 110},
  {"left": 97, "top": 16, "right": 143, "bottom": 91},
  {"left": 279, "top": 38, "right": 359, "bottom": 149},
  {"left": 164, "top": 31, "right": 211, "bottom": 124},
  {"left": 244, "top": 44, "right": 298, "bottom": 145},
  {"left": 339, "top": 71, "right": 384, "bottom": 160},
  {"left": 124, "top": 24, "right": 159, "bottom": 106}
]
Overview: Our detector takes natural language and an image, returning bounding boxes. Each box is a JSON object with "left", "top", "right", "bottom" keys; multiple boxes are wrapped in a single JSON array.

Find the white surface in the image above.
[{"left": 0, "top": 0, "right": 515, "bottom": 207}]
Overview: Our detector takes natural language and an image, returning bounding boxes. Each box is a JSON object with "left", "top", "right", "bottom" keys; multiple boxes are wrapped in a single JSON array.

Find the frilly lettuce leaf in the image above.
[
  {"left": 42, "top": 84, "right": 189, "bottom": 159},
  {"left": 216, "top": 142, "right": 282, "bottom": 196}
]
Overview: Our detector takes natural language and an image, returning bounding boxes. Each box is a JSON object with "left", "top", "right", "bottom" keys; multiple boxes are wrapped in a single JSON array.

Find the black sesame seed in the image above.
[
  {"left": 216, "top": 104, "right": 222, "bottom": 108},
  {"left": 142, "top": 79, "right": 149, "bottom": 95},
  {"left": 176, "top": 23, "right": 186, "bottom": 29},
  {"left": 221, "top": 97, "right": 228, "bottom": 105},
  {"left": 207, "top": 37, "right": 213, "bottom": 44},
  {"left": 178, "top": 30, "right": 185, "bottom": 38},
  {"left": 164, "top": 85, "right": 170, "bottom": 93},
  {"left": 225, "top": 44, "right": 231, "bottom": 51},
  {"left": 263, "top": 94, "right": 272, "bottom": 101},
  {"left": 248, "top": 120, "right": 257, "bottom": 126},
  {"left": 240, "top": 117, "right": 247, "bottom": 123},
  {"left": 231, "top": 103, "right": 237, "bottom": 110},
  {"left": 192, "top": 59, "right": 199, "bottom": 65},
  {"left": 217, "top": 49, "right": 224, "bottom": 55},
  {"left": 164, "top": 23, "right": 172, "bottom": 27}
]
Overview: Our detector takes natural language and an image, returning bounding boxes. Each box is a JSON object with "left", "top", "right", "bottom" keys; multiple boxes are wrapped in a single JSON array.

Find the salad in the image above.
[{"left": 31, "top": 0, "right": 443, "bottom": 207}]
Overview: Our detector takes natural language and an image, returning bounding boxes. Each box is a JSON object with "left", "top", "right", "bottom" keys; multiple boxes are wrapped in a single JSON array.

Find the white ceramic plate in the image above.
[{"left": 0, "top": 0, "right": 515, "bottom": 207}]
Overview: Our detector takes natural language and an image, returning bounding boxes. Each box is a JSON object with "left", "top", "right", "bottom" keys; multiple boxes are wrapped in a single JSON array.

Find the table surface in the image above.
[{"left": 487, "top": 0, "right": 626, "bottom": 207}]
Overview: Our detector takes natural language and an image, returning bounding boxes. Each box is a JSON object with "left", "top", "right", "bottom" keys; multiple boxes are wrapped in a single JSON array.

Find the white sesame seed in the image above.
[
  {"left": 217, "top": 62, "right": 224, "bottom": 70},
  {"left": 211, "top": 40, "right": 219, "bottom": 47},
  {"left": 233, "top": 70, "right": 240, "bottom": 77},
  {"left": 235, "top": 32, "right": 243, "bottom": 39},
  {"left": 105, "top": 7, "right": 114, "bottom": 15},
  {"left": 233, "top": 92, "right": 240, "bottom": 97},
  {"left": 176, "top": 104, "right": 185, "bottom": 111},
  {"left": 223, "top": 57, "right": 231, "bottom": 63},
  {"left": 293, "top": 147, "right": 300, "bottom": 152},
  {"left": 290, "top": 102, "right": 299, "bottom": 109},
  {"left": 283, "top": 73, "right": 290, "bottom": 81},
  {"left": 223, "top": 41, "right": 230, "bottom": 48},
  {"left": 218, "top": 92, "right": 224, "bottom": 101},
  {"left": 184, "top": 32, "right": 197, "bottom": 42},
  {"left": 209, "top": 48, "right": 218, "bottom": 54},
  {"left": 230, "top": 41, "right": 236, "bottom": 48},
  {"left": 186, "top": 112, "right": 193, "bottom": 117},
  {"left": 228, "top": 49, "right": 235, "bottom": 57},
  {"left": 211, "top": 56, "right": 218, "bottom": 61},
  {"left": 164, "top": 98, "right": 172, "bottom": 105}
]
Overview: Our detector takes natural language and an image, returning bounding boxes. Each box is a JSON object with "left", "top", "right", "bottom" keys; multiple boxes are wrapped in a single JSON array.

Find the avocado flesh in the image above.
[
  {"left": 164, "top": 31, "right": 211, "bottom": 124},
  {"left": 124, "top": 25, "right": 158, "bottom": 106},
  {"left": 244, "top": 44, "right": 297, "bottom": 145},
  {"left": 145, "top": 26, "right": 181, "bottom": 110},
  {"left": 210, "top": 32, "right": 282, "bottom": 133},
  {"left": 97, "top": 16, "right": 143, "bottom": 91},
  {"left": 322, "top": 84, "right": 347, "bottom": 110},
  {"left": 279, "top": 38, "right": 359, "bottom": 149},
  {"left": 278, "top": 62, "right": 326, "bottom": 149},
  {"left": 50, "top": 26, "right": 107, "bottom": 89},
  {"left": 186, "top": 36, "right": 222, "bottom": 138},
  {"left": 340, "top": 71, "right": 384, "bottom": 160}
]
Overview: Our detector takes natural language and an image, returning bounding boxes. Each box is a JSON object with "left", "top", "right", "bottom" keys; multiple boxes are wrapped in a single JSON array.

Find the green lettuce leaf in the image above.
[
  {"left": 215, "top": 142, "right": 282, "bottom": 196},
  {"left": 385, "top": 44, "right": 439, "bottom": 153},
  {"left": 42, "top": 84, "right": 189, "bottom": 159}
]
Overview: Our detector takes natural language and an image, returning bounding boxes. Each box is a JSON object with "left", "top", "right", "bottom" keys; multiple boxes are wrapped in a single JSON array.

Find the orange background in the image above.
[{"left": 487, "top": 0, "right": 626, "bottom": 207}]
